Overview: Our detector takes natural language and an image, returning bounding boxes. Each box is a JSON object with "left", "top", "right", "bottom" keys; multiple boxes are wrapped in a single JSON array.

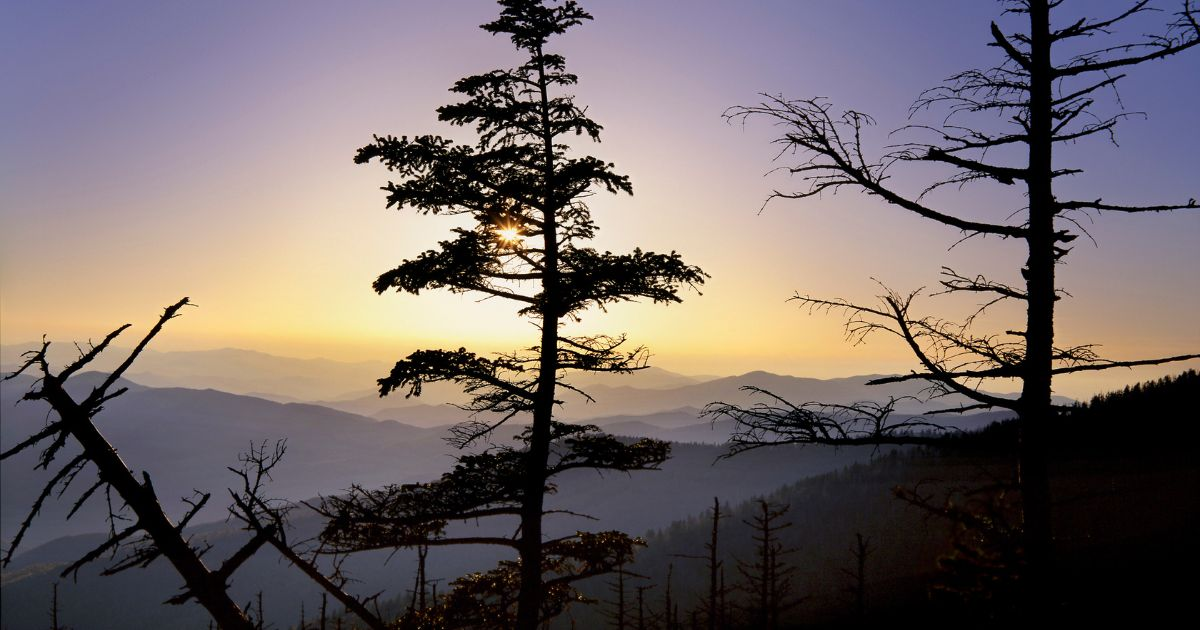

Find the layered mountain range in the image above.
[{"left": 0, "top": 346, "right": 1042, "bottom": 628}]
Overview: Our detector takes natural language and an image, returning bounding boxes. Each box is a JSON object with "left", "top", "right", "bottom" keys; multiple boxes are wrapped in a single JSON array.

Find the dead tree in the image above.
[
  {"left": 406, "top": 544, "right": 430, "bottom": 617},
  {"left": 712, "top": 0, "right": 1199, "bottom": 605},
  {"left": 662, "top": 563, "right": 679, "bottom": 630},
  {"left": 50, "top": 582, "right": 62, "bottom": 630},
  {"left": 2, "top": 299, "right": 257, "bottom": 629},
  {"left": 736, "top": 500, "right": 801, "bottom": 629},
  {"left": 675, "top": 497, "right": 732, "bottom": 630},
  {"left": 3, "top": 302, "right": 389, "bottom": 630},
  {"left": 841, "top": 533, "right": 872, "bottom": 619},
  {"left": 707, "top": 499, "right": 722, "bottom": 630},
  {"left": 225, "top": 440, "right": 387, "bottom": 630},
  {"left": 602, "top": 563, "right": 631, "bottom": 630},
  {"left": 634, "top": 584, "right": 654, "bottom": 630}
]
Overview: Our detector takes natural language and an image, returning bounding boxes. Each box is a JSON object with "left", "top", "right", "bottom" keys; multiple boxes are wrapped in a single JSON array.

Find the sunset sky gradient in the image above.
[{"left": 2, "top": 1, "right": 1197, "bottom": 398}]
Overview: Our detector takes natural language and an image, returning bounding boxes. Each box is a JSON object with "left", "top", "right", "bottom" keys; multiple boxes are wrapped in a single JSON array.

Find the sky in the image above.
[{"left": 2, "top": 1, "right": 1197, "bottom": 399}]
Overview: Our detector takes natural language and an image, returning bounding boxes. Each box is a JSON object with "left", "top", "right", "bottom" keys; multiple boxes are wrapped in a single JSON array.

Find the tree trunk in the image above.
[
  {"left": 44, "top": 384, "right": 253, "bottom": 629},
  {"left": 707, "top": 497, "right": 720, "bottom": 630},
  {"left": 516, "top": 41, "right": 561, "bottom": 630},
  {"left": 1019, "top": 0, "right": 1056, "bottom": 610}
]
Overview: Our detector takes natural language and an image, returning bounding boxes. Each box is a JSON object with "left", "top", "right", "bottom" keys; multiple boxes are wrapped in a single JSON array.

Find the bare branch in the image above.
[
  {"left": 59, "top": 325, "right": 132, "bottom": 381},
  {"left": 705, "top": 388, "right": 954, "bottom": 457},
  {"left": 991, "top": 22, "right": 1033, "bottom": 70},
  {"left": 937, "top": 266, "right": 1028, "bottom": 301},
  {"left": 4, "top": 301, "right": 255, "bottom": 629},
  {"left": 725, "top": 96, "right": 1026, "bottom": 238},
  {"left": 0, "top": 420, "right": 65, "bottom": 460},
  {"left": 1051, "top": 353, "right": 1200, "bottom": 375},
  {"left": 83, "top": 298, "right": 192, "bottom": 409},
  {"left": 59, "top": 522, "right": 141, "bottom": 580},
  {"left": 4, "top": 453, "right": 89, "bottom": 566},
  {"left": 1057, "top": 198, "right": 1199, "bottom": 213}
]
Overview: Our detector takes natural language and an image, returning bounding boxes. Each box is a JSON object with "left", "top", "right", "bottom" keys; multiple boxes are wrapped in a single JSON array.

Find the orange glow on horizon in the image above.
[{"left": 1, "top": 1, "right": 1195, "bottom": 405}]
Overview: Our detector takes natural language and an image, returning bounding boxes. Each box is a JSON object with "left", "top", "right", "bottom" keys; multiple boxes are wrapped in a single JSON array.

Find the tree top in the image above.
[{"left": 483, "top": 0, "right": 592, "bottom": 51}]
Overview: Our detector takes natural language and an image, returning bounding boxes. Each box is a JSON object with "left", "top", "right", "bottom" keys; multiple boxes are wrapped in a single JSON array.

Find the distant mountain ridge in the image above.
[
  {"left": 0, "top": 345, "right": 1071, "bottom": 550},
  {"left": 319, "top": 370, "right": 1069, "bottom": 421},
  {"left": 2, "top": 371, "right": 897, "bottom": 550},
  {"left": 0, "top": 344, "right": 391, "bottom": 401},
  {"left": 0, "top": 372, "right": 449, "bottom": 549},
  {"left": 1, "top": 344, "right": 1070, "bottom": 420},
  {"left": 0, "top": 352, "right": 1183, "bottom": 629},
  {"left": 0, "top": 370, "right": 880, "bottom": 629},
  {"left": 0, "top": 344, "right": 710, "bottom": 403}
]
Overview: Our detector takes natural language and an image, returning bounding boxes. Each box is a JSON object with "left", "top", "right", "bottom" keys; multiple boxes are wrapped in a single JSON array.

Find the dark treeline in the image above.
[
  {"left": 565, "top": 369, "right": 1199, "bottom": 629},
  {"left": 1081, "top": 369, "right": 1197, "bottom": 424},
  {"left": 934, "top": 369, "right": 1200, "bottom": 456},
  {"left": 329, "top": 369, "right": 1200, "bottom": 627}
]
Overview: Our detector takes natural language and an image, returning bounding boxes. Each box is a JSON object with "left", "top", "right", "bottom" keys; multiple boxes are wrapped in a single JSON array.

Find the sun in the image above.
[{"left": 495, "top": 225, "right": 524, "bottom": 245}]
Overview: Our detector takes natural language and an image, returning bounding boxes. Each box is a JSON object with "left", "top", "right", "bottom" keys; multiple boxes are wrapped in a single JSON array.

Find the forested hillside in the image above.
[{"left": 566, "top": 371, "right": 1200, "bottom": 628}]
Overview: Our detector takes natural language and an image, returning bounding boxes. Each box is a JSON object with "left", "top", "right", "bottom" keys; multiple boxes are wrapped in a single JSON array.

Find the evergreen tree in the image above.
[{"left": 320, "top": 1, "right": 705, "bottom": 628}]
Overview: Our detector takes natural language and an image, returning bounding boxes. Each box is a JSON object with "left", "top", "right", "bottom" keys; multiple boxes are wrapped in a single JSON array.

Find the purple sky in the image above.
[{"left": 2, "top": 1, "right": 1197, "bottom": 398}]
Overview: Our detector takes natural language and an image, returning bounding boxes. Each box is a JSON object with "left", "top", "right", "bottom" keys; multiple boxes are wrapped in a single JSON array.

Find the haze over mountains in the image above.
[
  {"left": 0, "top": 344, "right": 1123, "bottom": 629},
  {"left": 0, "top": 345, "right": 394, "bottom": 402},
  {"left": 0, "top": 361, "right": 887, "bottom": 629},
  {"left": 0, "top": 344, "right": 1034, "bottom": 550},
  {"left": 0, "top": 344, "right": 707, "bottom": 403},
  {"left": 1, "top": 344, "right": 1060, "bottom": 420},
  {"left": 1, "top": 430, "right": 880, "bottom": 630},
  {"left": 0, "top": 344, "right": 1038, "bottom": 543}
]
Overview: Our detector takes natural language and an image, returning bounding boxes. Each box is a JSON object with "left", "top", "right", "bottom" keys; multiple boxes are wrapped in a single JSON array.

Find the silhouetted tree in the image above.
[
  {"left": 680, "top": 497, "right": 732, "bottom": 630},
  {"left": 254, "top": 590, "right": 265, "bottom": 630},
  {"left": 602, "top": 562, "right": 636, "bottom": 630},
  {"left": 50, "top": 582, "right": 62, "bottom": 630},
  {"left": 405, "top": 543, "right": 431, "bottom": 618},
  {"left": 316, "top": 425, "right": 667, "bottom": 628},
  {"left": 5, "top": 315, "right": 395, "bottom": 630},
  {"left": 328, "top": 1, "right": 705, "bottom": 628},
  {"left": 226, "top": 441, "right": 388, "bottom": 630},
  {"left": 662, "top": 563, "right": 679, "bottom": 630},
  {"left": 634, "top": 584, "right": 653, "bottom": 630},
  {"left": 711, "top": 0, "right": 1198, "bottom": 608},
  {"left": 841, "top": 532, "right": 871, "bottom": 619},
  {"left": 706, "top": 499, "right": 722, "bottom": 630},
  {"left": 736, "top": 500, "right": 801, "bottom": 629},
  {"left": 1, "top": 300, "right": 260, "bottom": 629}
]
